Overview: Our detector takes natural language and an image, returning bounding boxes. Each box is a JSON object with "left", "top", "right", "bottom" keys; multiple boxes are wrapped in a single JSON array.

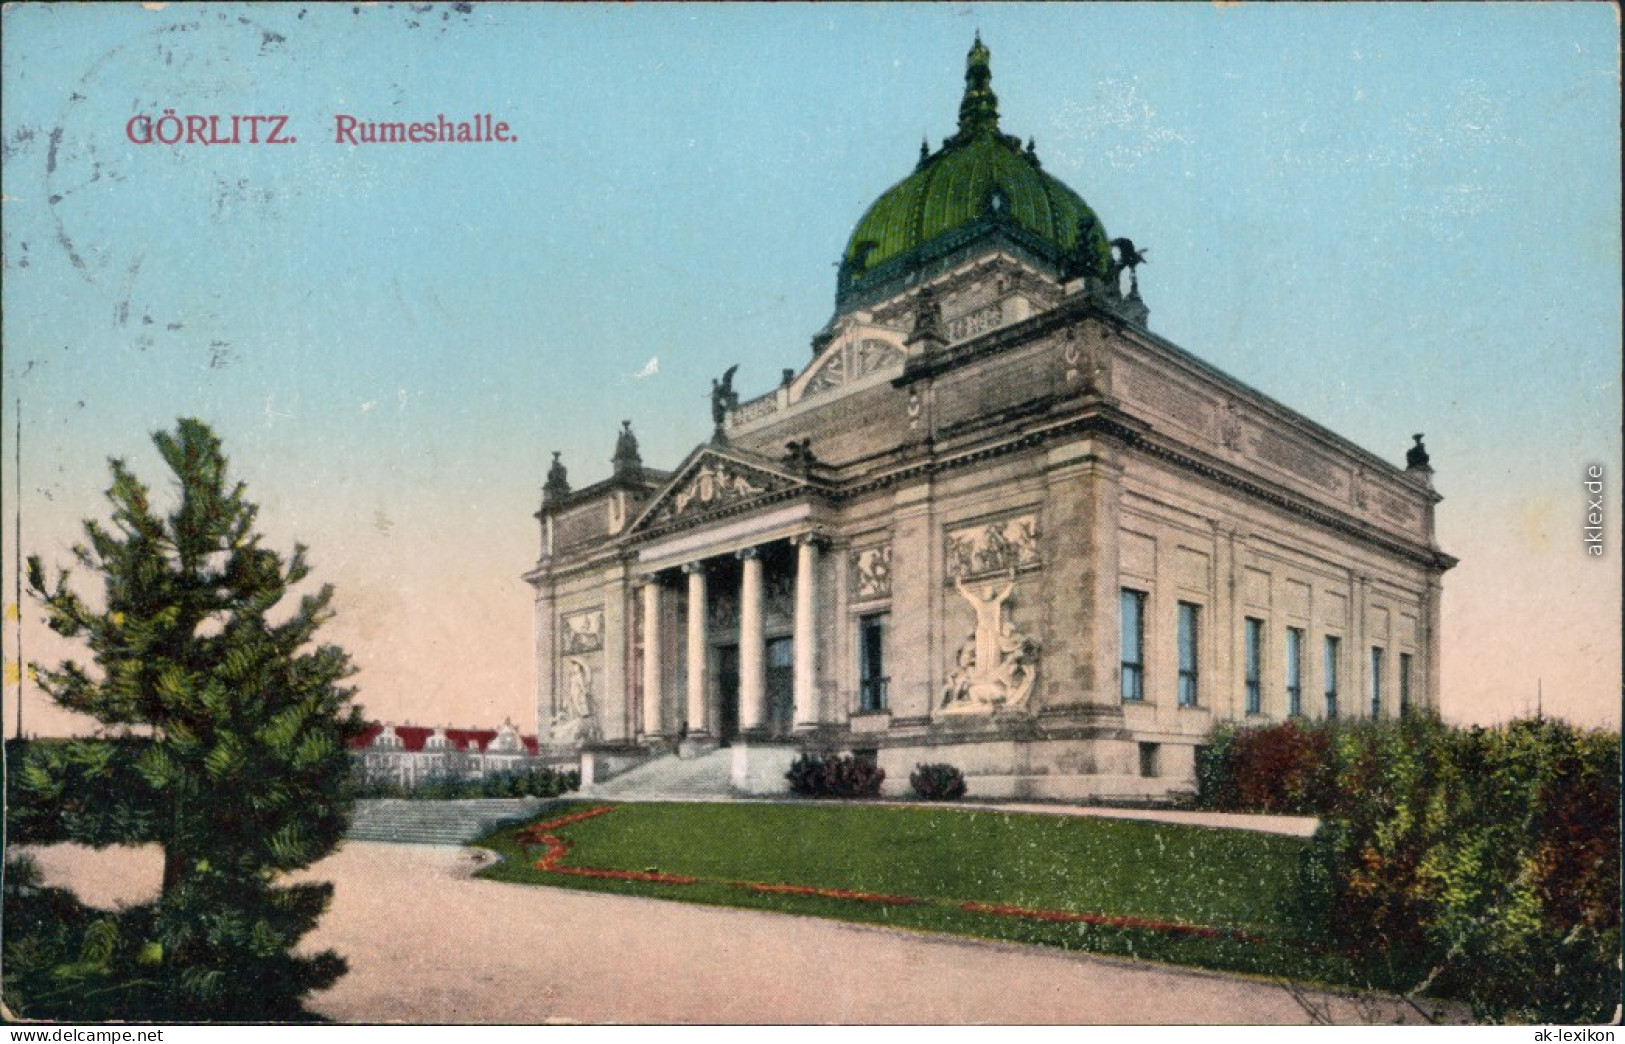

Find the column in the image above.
[
  {"left": 792, "top": 535, "right": 820, "bottom": 729},
  {"left": 684, "top": 562, "right": 709, "bottom": 736},
  {"left": 738, "top": 548, "right": 765, "bottom": 731},
  {"left": 640, "top": 579, "right": 663, "bottom": 739}
]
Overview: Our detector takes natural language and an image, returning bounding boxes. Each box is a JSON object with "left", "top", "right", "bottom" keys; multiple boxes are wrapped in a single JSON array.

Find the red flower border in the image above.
[{"left": 513, "top": 805, "right": 1267, "bottom": 945}]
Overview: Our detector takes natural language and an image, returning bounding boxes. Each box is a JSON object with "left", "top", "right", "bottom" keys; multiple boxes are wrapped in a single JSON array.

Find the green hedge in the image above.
[
  {"left": 349, "top": 764, "right": 579, "bottom": 800},
  {"left": 1198, "top": 714, "right": 1620, "bottom": 1023}
]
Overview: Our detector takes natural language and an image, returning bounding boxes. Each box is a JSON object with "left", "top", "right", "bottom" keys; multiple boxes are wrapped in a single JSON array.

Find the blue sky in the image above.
[{"left": 3, "top": 2, "right": 1619, "bottom": 733}]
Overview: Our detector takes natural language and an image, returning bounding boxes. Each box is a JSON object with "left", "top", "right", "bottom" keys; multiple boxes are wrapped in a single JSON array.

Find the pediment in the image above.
[{"left": 627, "top": 446, "right": 819, "bottom": 535}]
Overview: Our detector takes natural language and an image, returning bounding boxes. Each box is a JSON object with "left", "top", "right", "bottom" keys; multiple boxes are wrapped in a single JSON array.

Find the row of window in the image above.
[
  {"left": 1122, "top": 589, "right": 1413, "bottom": 716},
  {"left": 853, "top": 598, "right": 1415, "bottom": 717}
]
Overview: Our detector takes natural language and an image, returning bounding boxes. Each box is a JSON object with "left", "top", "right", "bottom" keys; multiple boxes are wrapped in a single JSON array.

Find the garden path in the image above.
[{"left": 24, "top": 841, "right": 1461, "bottom": 1025}]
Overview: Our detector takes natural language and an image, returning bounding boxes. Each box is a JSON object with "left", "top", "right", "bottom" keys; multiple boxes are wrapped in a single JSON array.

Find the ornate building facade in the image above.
[{"left": 523, "top": 39, "right": 1455, "bottom": 801}]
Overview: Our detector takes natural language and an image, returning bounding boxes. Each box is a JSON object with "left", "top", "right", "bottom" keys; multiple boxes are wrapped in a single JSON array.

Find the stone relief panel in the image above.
[
  {"left": 561, "top": 609, "right": 604, "bottom": 654},
  {"left": 1371, "top": 604, "right": 1391, "bottom": 641},
  {"left": 850, "top": 544, "right": 893, "bottom": 602},
  {"left": 944, "top": 513, "right": 1040, "bottom": 580},
  {"left": 942, "top": 575, "right": 1038, "bottom": 715},
  {"left": 1400, "top": 612, "right": 1420, "bottom": 646},
  {"left": 550, "top": 654, "right": 601, "bottom": 744}
]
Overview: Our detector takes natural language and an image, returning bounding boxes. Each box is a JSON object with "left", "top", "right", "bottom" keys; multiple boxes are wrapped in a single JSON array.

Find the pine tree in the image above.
[{"left": 21, "top": 418, "right": 365, "bottom": 1020}]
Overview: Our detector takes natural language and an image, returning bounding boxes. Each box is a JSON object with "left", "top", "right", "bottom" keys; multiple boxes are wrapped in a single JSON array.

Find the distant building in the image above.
[
  {"left": 348, "top": 720, "right": 542, "bottom": 788},
  {"left": 524, "top": 38, "right": 1455, "bottom": 801}
]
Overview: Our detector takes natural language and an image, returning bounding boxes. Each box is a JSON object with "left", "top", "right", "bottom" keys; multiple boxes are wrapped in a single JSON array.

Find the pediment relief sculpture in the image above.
[{"left": 653, "top": 457, "right": 787, "bottom": 524}]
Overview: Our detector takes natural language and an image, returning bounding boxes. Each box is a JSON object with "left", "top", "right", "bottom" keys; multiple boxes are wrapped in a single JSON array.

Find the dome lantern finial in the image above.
[{"left": 958, "top": 33, "right": 999, "bottom": 137}]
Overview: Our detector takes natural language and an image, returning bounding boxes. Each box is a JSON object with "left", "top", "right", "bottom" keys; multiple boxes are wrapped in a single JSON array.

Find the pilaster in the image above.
[
  {"left": 534, "top": 583, "right": 556, "bottom": 737},
  {"left": 600, "top": 564, "right": 630, "bottom": 743},
  {"left": 1423, "top": 575, "right": 1443, "bottom": 713},
  {"left": 1037, "top": 436, "right": 1124, "bottom": 713},
  {"left": 889, "top": 479, "right": 938, "bottom": 720}
]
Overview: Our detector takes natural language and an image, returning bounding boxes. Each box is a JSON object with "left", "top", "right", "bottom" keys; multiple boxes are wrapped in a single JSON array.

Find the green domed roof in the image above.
[{"left": 838, "top": 37, "right": 1110, "bottom": 305}]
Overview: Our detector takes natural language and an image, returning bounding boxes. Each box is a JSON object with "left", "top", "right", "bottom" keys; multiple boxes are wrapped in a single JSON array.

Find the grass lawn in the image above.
[{"left": 475, "top": 801, "right": 1358, "bottom": 986}]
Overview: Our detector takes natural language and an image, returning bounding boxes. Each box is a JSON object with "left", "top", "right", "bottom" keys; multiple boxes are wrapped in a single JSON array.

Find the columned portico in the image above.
[
  {"left": 738, "top": 548, "right": 766, "bottom": 731},
  {"left": 684, "top": 562, "right": 709, "bottom": 736},
  {"left": 792, "top": 534, "right": 820, "bottom": 729},
  {"left": 640, "top": 579, "right": 663, "bottom": 739}
]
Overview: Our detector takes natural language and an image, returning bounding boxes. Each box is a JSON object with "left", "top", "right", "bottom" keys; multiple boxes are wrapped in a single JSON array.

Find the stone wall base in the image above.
[
  {"left": 730, "top": 742, "right": 801, "bottom": 795},
  {"left": 869, "top": 736, "right": 1198, "bottom": 805}
]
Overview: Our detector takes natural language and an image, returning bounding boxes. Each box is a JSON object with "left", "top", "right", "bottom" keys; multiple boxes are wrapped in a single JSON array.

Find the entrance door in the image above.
[
  {"left": 765, "top": 636, "right": 794, "bottom": 734},
  {"left": 716, "top": 643, "right": 739, "bottom": 745}
]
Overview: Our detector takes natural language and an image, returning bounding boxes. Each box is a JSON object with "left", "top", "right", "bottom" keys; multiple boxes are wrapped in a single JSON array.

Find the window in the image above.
[
  {"left": 1286, "top": 627, "right": 1304, "bottom": 716},
  {"left": 1399, "top": 653, "right": 1413, "bottom": 715},
  {"left": 858, "top": 613, "right": 888, "bottom": 712},
  {"left": 1370, "top": 647, "right": 1384, "bottom": 718},
  {"left": 1138, "top": 742, "right": 1161, "bottom": 778},
  {"left": 1244, "top": 617, "right": 1264, "bottom": 714},
  {"left": 1177, "top": 602, "right": 1200, "bottom": 707},
  {"left": 1120, "top": 589, "right": 1146, "bottom": 702},
  {"left": 1324, "top": 636, "right": 1341, "bottom": 719}
]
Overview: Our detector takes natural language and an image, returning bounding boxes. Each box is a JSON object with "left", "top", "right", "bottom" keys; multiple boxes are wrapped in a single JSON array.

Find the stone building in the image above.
[
  {"left": 523, "top": 38, "right": 1454, "bottom": 801},
  {"left": 349, "top": 721, "right": 542, "bottom": 789}
]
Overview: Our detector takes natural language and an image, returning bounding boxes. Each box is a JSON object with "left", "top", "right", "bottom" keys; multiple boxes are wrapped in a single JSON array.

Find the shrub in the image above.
[
  {"left": 909, "top": 763, "right": 967, "bottom": 801},
  {"left": 786, "top": 751, "right": 885, "bottom": 798},
  {"left": 1201, "top": 713, "right": 1622, "bottom": 1022},
  {"left": 1197, "top": 720, "right": 1335, "bottom": 814}
]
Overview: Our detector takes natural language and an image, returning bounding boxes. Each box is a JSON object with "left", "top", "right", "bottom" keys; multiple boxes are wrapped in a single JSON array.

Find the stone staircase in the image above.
[
  {"left": 346, "top": 798, "right": 553, "bottom": 845},
  {"left": 584, "top": 749, "right": 736, "bottom": 799}
]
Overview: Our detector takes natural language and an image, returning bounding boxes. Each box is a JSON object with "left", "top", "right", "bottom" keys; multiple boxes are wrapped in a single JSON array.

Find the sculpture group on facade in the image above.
[{"left": 942, "top": 571, "right": 1039, "bottom": 713}]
